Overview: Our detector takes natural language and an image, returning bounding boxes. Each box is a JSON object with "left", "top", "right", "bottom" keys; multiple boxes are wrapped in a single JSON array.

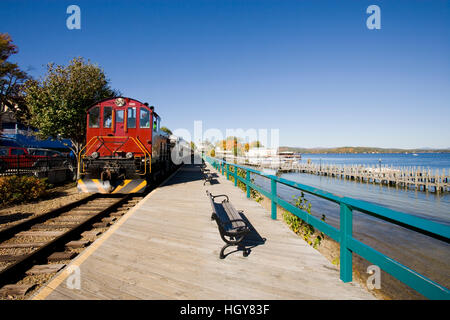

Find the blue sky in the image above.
[{"left": 1, "top": 0, "right": 449, "bottom": 148}]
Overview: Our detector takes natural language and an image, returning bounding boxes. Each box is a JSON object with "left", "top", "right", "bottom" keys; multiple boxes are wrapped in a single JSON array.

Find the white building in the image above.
[{"left": 246, "top": 148, "right": 278, "bottom": 165}]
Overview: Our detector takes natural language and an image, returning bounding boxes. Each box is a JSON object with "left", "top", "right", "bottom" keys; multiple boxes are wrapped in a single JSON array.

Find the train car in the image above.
[{"left": 77, "top": 97, "right": 172, "bottom": 193}]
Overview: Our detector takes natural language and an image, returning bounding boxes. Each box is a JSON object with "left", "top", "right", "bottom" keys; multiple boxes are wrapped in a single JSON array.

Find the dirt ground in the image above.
[{"left": 0, "top": 182, "right": 91, "bottom": 231}]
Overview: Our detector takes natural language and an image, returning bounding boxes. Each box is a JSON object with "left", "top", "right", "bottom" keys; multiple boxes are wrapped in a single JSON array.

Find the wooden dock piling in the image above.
[{"left": 234, "top": 159, "right": 450, "bottom": 193}]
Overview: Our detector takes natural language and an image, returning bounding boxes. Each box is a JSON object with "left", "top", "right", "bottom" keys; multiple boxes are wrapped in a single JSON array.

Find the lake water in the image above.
[
  {"left": 268, "top": 153, "right": 450, "bottom": 223},
  {"left": 251, "top": 153, "right": 450, "bottom": 298},
  {"left": 299, "top": 152, "right": 450, "bottom": 171}
]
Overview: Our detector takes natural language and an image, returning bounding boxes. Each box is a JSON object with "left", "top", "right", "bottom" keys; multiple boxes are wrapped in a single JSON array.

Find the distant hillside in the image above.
[{"left": 278, "top": 146, "right": 450, "bottom": 154}]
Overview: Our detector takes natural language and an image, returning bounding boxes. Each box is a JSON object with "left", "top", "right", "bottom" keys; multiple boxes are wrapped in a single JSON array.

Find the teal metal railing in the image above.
[{"left": 204, "top": 156, "right": 450, "bottom": 300}]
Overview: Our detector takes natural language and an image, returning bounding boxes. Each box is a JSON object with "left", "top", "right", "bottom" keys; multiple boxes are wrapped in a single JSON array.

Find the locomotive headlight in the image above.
[
  {"left": 126, "top": 152, "right": 134, "bottom": 159},
  {"left": 91, "top": 152, "right": 99, "bottom": 159}
]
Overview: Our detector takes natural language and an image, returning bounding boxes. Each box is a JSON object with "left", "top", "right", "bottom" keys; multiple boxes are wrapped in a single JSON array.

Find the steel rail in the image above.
[{"left": 0, "top": 194, "right": 132, "bottom": 288}]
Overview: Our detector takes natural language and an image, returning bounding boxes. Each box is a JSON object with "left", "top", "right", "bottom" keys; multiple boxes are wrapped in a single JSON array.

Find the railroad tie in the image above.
[
  {"left": 17, "top": 231, "right": 66, "bottom": 237},
  {"left": 26, "top": 264, "right": 66, "bottom": 275},
  {"left": 110, "top": 212, "right": 126, "bottom": 217},
  {"left": 0, "top": 284, "right": 36, "bottom": 297},
  {"left": 0, "top": 242, "right": 45, "bottom": 249},
  {"left": 65, "top": 211, "right": 98, "bottom": 215},
  {"left": 81, "top": 230, "right": 102, "bottom": 238},
  {"left": 0, "top": 254, "right": 28, "bottom": 262},
  {"left": 31, "top": 224, "right": 79, "bottom": 230},
  {"left": 47, "top": 252, "right": 77, "bottom": 262},
  {"left": 92, "top": 222, "right": 110, "bottom": 228},
  {"left": 65, "top": 240, "right": 91, "bottom": 249}
]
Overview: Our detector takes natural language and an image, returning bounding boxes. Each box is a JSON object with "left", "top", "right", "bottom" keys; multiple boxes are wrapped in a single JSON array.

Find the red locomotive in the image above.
[{"left": 77, "top": 97, "right": 172, "bottom": 193}]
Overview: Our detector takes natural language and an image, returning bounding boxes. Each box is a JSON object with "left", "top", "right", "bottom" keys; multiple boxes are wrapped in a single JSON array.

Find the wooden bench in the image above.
[
  {"left": 201, "top": 164, "right": 213, "bottom": 185},
  {"left": 206, "top": 191, "right": 251, "bottom": 259},
  {"left": 203, "top": 171, "right": 213, "bottom": 185}
]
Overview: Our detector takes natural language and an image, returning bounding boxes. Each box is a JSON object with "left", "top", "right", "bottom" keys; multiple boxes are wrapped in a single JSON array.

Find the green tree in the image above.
[
  {"left": 24, "top": 57, "right": 119, "bottom": 157},
  {"left": 0, "top": 33, "right": 30, "bottom": 122},
  {"left": 160, "top": 126, "right": 172, "bottom": 135}
]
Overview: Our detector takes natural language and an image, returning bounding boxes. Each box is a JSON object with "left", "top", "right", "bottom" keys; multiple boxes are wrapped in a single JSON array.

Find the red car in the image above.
[
  {"left": 0, "top": 146, "right": 68, "bottom": 173},
  {"left": 0, "top": 146, "right": 39, "bottom": 171},
  {"left": 27, "top": 148, "right": 64, "bottom": 158}
]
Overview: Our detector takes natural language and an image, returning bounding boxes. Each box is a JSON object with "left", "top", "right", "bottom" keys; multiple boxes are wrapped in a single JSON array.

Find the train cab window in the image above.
[
  {"left": 103, "top": 107, "right": 112, "bottom": 128},
  {"left": 139, "top": 108, "right": 150, "bottom": 128},
  {"left": 153, "top": 117, "right": 159, "bottom": 132},
  {"left": 116, "top": 110, "right": 124, "bottom": 123},
  {"left": 127, "top": 107, "right": 136, "bottom": 128},
  {"left": 89, "top": 107, "right": 100, "bottom": 128}
]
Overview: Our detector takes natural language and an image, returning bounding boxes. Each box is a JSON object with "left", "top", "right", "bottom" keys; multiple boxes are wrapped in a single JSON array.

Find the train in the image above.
[{"left": 77, "top": 96, "right": 188, "bottom": 193}]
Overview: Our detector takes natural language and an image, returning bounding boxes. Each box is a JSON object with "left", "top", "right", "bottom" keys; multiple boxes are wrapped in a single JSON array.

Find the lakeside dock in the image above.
[
  {"left": 284, "top": 163, "right": 449, "bottom": 193},
  {"left": 224, "top": 156, "right": 450, "bottom": 193}
]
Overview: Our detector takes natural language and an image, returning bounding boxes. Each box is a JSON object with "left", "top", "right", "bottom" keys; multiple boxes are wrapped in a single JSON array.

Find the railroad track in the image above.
[{"left": 0, "top": 193, "right": 144, "bottom": 299}]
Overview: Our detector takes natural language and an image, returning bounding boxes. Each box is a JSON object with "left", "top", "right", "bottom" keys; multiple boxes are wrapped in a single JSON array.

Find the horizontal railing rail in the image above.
[{"left": 204, "top": 156, "right": 450, "bottom": 300}]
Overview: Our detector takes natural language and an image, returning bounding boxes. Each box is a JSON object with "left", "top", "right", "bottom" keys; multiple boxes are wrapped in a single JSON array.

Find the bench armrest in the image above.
[
  {"left": 213, "top": 194, "right": 229, "bottom": 201},
  {"left": 206, "top": 191, "right": 229, "bottom": 202},
  {"left": 212, "top": 195, "right": 230, "bottom": 201}
]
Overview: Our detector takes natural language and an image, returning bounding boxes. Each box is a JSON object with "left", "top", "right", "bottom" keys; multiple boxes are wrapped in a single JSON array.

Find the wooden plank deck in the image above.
[{"left": 32, "top": 164, "right": 376, "bottom": 300}]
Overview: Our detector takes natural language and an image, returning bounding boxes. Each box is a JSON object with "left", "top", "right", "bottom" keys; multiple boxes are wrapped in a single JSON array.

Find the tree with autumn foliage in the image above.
[
  {"left": 215, "top": 137, "right": 263, "bottom": 156},
  {"left": 24, "top": 57, "right": 120, "bottom": 156}
]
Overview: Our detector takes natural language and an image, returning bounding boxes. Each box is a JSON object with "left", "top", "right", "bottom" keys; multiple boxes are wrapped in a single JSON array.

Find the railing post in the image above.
[
  {"left": 234, "top": 166, "right": 238, "bottom": 186},
  {"left": 271, "top": 178, "right": 277, "bottom": 219},
  {"left": 226, "top": 163, "right": 230, "bottom": 180},
  {"left": 246, "top": 170, "right": 250, "bottom": 198},
  {"left": 339, "top": 203, "right": 353, "bottom": 283}
]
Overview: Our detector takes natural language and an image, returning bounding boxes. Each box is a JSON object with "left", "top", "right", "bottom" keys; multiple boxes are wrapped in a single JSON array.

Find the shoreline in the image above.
[{"left": 255, "top": 195, "right": 426, "bottom": 300}]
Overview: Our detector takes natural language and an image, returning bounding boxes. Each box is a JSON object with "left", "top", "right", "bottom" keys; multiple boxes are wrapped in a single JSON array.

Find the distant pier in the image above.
[
  {"left": 277, "top": 163, "right": 449, "bottom": 193},
  {"left": 224, "top": 157, "right": 450, "bottom": 193}
]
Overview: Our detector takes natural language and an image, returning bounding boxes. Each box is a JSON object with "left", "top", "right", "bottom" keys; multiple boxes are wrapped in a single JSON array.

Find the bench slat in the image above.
[
  {"left": 222, "top": 201, "right": 246, "bottom": 229},
  {"left": 207, "top": 191, "right": 248, "bottom": 233}
]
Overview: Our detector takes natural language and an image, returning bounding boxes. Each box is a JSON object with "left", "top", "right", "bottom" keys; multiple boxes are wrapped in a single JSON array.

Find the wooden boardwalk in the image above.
[{"left": 32, "top": 164, "right": 375, "bottom": 300}]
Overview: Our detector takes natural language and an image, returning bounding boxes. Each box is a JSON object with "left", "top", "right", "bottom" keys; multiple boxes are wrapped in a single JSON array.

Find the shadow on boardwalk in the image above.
[
  {"left": 218, "top": 211, "right": 267, "bottom": 259},
  {"left": 164, "top": 164, "right": 219, "bottom": 186}
]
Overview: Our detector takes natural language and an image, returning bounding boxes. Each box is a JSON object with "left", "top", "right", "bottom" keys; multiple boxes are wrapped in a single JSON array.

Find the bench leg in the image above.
[
  {"left": 242, "top": 247, "right": 251, "bottom": 257},
  {"left": 220, "top": 243, "right": 233, "bottom": 259},
  {"left": 220, "top": 243, "right": 250, "bottom": 259}
]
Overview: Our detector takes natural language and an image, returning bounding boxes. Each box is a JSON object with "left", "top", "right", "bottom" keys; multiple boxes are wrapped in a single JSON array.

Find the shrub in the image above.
[
  {"left": 0, "top": 175, "right": 48, "bottom": 205},
  {"left": 233, "top": 167, "right": 263, "bottom": 202},
  {"left": 282, "top": 192, "right": 326, "bottom": 248}
]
